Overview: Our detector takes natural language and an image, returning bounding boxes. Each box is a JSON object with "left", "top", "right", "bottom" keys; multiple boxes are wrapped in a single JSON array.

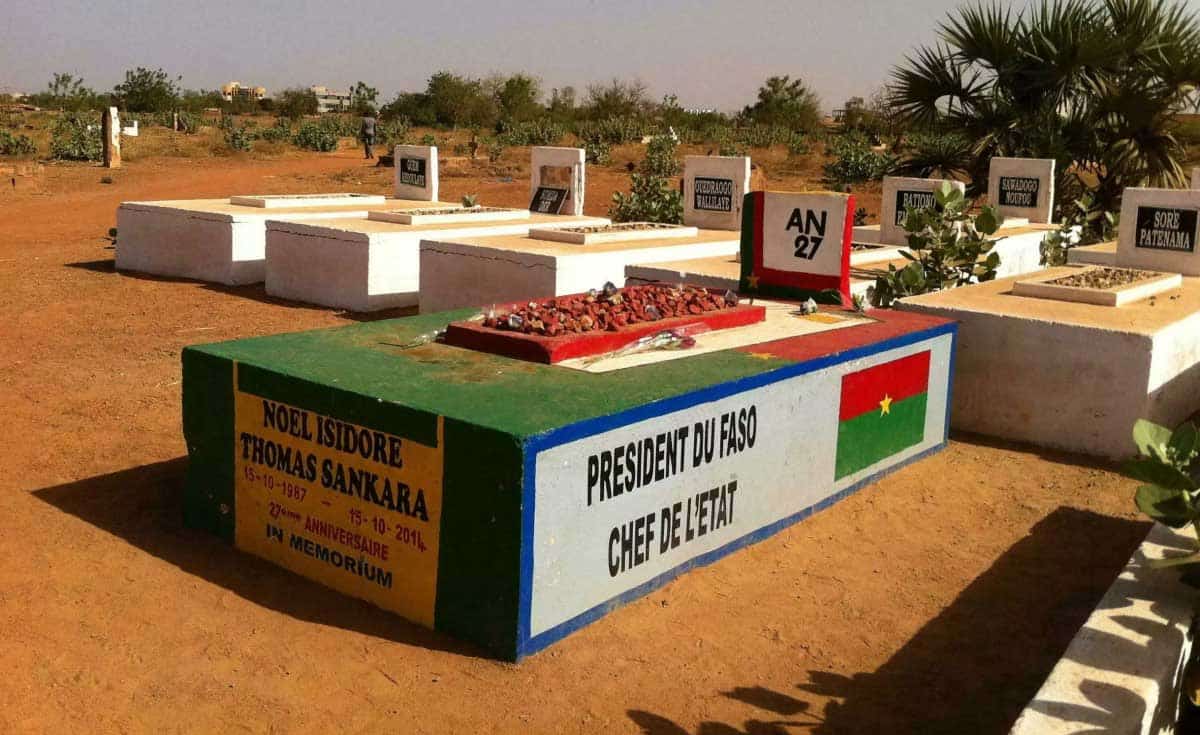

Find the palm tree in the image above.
[{"left": 890, "top": 0, "right": 1200, "bottom": 212}]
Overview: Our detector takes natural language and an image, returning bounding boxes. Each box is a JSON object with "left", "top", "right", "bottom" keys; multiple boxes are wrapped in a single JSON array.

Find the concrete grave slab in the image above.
[
  {"left": 418, "top": 229, "right": 740, "bottom": 313},
  {"left": 116, "top": 197, "right": 448, "bottom": 285},
  {"left": 530, "top": 146, "right": 585, "bottom": 216},
  {"left": 898, "top": 269, "right": 1200, "bottom": 459},
  {"left": 393, "top": 145, "right": 438, "bottom": 201},
  {"left": 879, "top": 176, "right": 966, "bottom": 246},
  {"left": 181, "top": 306, "right": 954, "bottom": 659},
  {"left": 1011, "top": 266, "right": 1182, "bottom": 306},
  {"left": 988, "top": 157, "right": 1055, "bottom": 224},
  {"left": 265, "top": 214, "right": 608, "bottom": 312},
  {"left": 1116, "top": 188, "right": 1200, "bottom": 275},
  {"left": 682, "top": 155, "right": 751, "bottom": 231}
]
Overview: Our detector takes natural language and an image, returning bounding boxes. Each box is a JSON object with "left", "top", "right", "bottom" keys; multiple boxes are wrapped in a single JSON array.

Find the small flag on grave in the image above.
[{"left": 834, "top": 350, "right": 930, "bottom": 479}]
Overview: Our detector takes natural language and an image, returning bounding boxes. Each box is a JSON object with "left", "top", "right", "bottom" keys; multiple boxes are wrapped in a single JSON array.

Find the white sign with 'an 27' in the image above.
[
  {"left": 759, "top": 192, "right": 849, "bottom": 278},
  {"left": 527, "top": 336, "right": 952, "bottom": 637}
]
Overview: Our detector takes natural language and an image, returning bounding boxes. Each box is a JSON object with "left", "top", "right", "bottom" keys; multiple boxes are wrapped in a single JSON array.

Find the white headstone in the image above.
[
  {"left": 1116, "top": 188, "right": 1200, "bottom": 275},
  {"left": 102, "top": 107, "right": 121, "bottom": 169},
  {"left": 682, "top": 155, "right": 751, "bottom": 231},
  {"left": 393, "top": 145, "right": 438, "bottom": 201},
  {"left": 530, "top": 146, "right": 585, "bottom": 216},
  {"left": 879, "top": 176, "right": 965, "bottom": 246},
  {"left": 989, "top": 157, "right": 1055, "bottom": 224}
]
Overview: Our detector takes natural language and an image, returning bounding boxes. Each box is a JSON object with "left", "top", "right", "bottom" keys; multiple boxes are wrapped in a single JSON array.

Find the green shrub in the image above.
[
  {"left": 609, "top": 135, "right": 683, "bottom": 224},
  {"left": 823, "top": 132, "right": 895, "bottom": 187},
  {"left": 1123, "top": 419, "right": 1200, "bottom": 551},
  {"left": 256, "top": 119, "right": 291, "bottom": 143},
  {"left": 496, "top": 118, "right": 565, "bottom": 146},
  {"left": 0, "top": 130, "right": 37, "bottom": 156},
  {"left": 584, "top": 139, "right": 611, "bottom": 165},
  {"left": 292, "top": 122, "right": 338, "bottom": 152},
  {"left": 420, "top": 133, "right": 437, "bottom": 146},
  {"left": 313, "top": 115, "right": 355, "bottom": 138},
  {"left": 1040, "top": 192, "right": 1119, "bottom": 266},
  {"left": 375, "top": 118, "right": 409, "bottom": 147},
  {"left": 786, "top": 132, "right": 810, "bottom": 157},
  {"left": 610, "top": 175, "right": 683, "bottom": 224},
  {"left": 487, "top": 140, "right": 505, "bottom": 162},
  {"left": 224, "top": 124, "right": 253, "bottom": 152},
  {"left": 734, "top": 125, "right": 790, "bottom": 148},
  {"left": 867, "top": 182, "right": 1001, "bottom": 307},
  {"left": 575, "top": 115, "right": 653, "bottom": 145},
  {"left": 50, "top": 112, "right": 102, "bottom": 161},
  {"left": 642, "top": 135, "right": 681, "bottom": 177},
  {"left": 718, "top": 140, "right": 747, "bottom": 157}
]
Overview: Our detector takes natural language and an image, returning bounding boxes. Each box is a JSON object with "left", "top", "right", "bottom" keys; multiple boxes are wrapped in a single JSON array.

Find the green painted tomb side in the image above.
[
  {"left": 434, "top": 418, "right": 526, "bottom": 658},
  {"left": 182, "top": 347, "right": 236, "bottom": 542}
]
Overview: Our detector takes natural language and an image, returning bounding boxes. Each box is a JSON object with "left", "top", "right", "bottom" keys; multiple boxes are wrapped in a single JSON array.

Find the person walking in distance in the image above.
[{"left": 359, "top": 107, "right": 377, "bottom": 159}]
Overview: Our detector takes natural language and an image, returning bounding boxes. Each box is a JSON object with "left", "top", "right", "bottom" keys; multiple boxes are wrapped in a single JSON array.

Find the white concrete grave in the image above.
[
  {"left": 1116, "top": 188, "right": 1200, "bottom": 276},
  {"left": 530, "top": 146, "right": 585, "bottom": 216},
  {"left": 878, "top": 176, "right": 966, "bottom": 246},
  {"left": 116, "top": 196, "right": 443, "bottom": 285},
  {"left": 419, "top": 228, "right": 741, "bottom": 313},
  {"left": 393, "top": 145, "right": 438, "bottom": 201},
  {"left": 265, "top": 214, "right": 609, "bottom": 312},
  {"left": 682, "top": 155, "right": 751, "bottom": 231},
  {"left": 989, "top": 157, "right": 1055, "bottom": 224},
  {"left": 898, "top": 267, "right": 1199, "bottom": 460}
]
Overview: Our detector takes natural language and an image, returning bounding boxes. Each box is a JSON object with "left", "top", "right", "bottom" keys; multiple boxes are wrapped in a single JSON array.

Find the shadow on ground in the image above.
[
  {"left": 630, "top": 507, "right": 1151, "bottom": 735},
  {"left": 32, "top": 457, "right": 480, "bottom": 657},
  {"left": 64, "top": 259, "right": 417, "bottom": 322}
]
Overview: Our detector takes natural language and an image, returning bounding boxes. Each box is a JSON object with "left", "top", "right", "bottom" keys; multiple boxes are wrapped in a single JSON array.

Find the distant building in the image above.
[
  {"left": 221, "top": 81, "right": 268, "bottom": 103},
  {"left": 310, "top": 86, "right": 352, "bottom": 114}
]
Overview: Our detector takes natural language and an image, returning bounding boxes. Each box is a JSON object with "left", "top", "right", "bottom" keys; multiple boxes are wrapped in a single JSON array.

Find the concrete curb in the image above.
[{"left": 1010, "top": 523, "right": 1198, "bottom": 734}]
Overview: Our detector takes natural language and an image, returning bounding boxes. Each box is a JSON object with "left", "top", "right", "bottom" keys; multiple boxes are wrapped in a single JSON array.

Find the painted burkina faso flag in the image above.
[{"left": 835, "top": 351, "right": 931, "bottom": 479}]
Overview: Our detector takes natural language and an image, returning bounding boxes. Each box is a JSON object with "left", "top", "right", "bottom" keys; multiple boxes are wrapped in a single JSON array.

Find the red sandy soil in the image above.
[{"left": 0, "top": 147, "right": 1143, "bottom": 734}]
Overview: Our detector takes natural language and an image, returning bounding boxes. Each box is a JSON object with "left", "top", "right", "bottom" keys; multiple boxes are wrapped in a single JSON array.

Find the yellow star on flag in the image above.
[
  {"left": 746, "top": 274, "right": 760, "bottom": 289},
  {"left": 748, "top": 352, "right": 775, "bottom": 360},
  {"left": 879, "top": 394, "right": 893, "bottom": 416}
]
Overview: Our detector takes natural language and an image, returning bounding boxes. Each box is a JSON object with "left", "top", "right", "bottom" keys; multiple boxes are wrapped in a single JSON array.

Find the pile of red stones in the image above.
[{"left": 481, "top": 284, "right": 738, "bottom": 337}]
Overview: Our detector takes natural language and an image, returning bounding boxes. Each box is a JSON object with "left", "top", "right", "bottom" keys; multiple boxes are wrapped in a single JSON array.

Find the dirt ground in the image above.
[{"left": 0, "top": 145, "right": 1145, "bottom": 734}]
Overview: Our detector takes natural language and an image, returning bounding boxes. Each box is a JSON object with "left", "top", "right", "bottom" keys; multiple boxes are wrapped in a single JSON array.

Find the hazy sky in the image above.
[{"left": 2, "top": 0, "right": 967, "bottom": 112}]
